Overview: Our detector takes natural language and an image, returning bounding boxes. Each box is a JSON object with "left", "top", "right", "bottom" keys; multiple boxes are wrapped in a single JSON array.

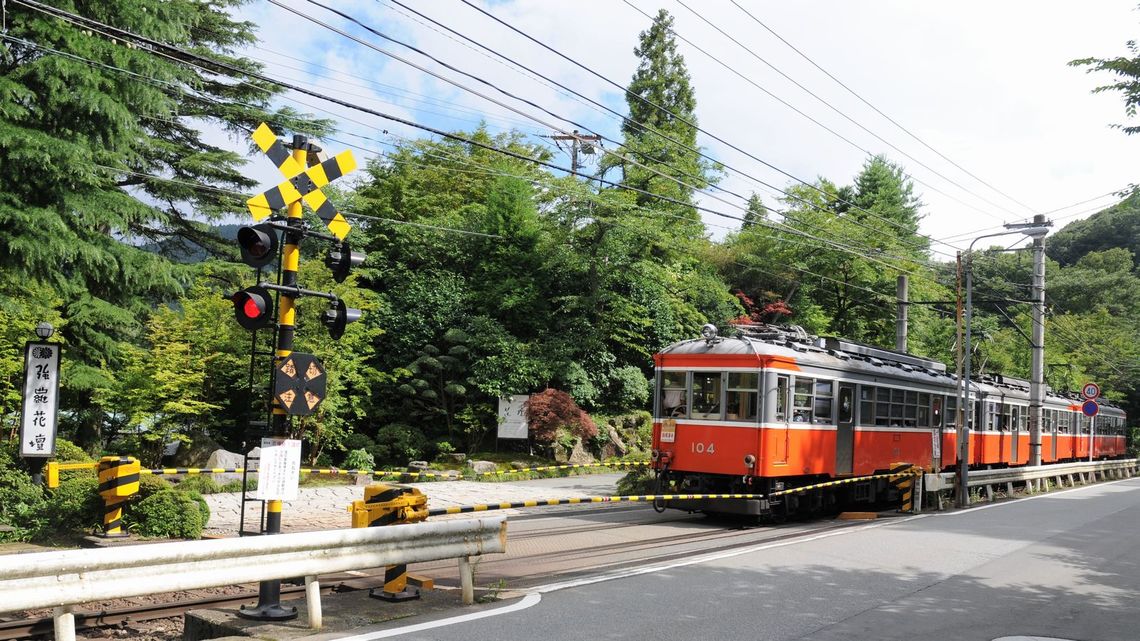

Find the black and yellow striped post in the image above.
[
  {"left": 96, "top": 456, "right": 140, "bottom": 538},
  {"left": 890, "top": 462, "right": 918, "bottom": 513},
  {"left": 350, "top": 484, "right": 428, "bottom": 602},
  {"left": 239, "top": 134, "right": 311, "bottom": 623}
]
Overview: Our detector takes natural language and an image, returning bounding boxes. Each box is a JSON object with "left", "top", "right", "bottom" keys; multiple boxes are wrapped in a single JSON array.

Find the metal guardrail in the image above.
[
  {"left": 924, "top": 458, "right": 1139, "bottom": 493},
  {"left": 0, "top": 516, "right": 507, "bottom": 641}
]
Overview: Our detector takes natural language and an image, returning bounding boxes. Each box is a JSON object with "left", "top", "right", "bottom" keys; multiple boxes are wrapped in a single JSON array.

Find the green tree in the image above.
[{"left": 0, "top": 0, "right": 329, "bottom": 450}]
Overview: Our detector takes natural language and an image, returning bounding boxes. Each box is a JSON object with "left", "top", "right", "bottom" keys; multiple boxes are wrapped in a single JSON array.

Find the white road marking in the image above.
[{"left": 332, "top": 592, "right": 542, "bottom": 640}]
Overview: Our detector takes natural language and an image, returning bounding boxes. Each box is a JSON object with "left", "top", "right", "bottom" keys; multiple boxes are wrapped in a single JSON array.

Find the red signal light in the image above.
[{"left": 232, "top": 286, "right": 274, "bottom": 330}]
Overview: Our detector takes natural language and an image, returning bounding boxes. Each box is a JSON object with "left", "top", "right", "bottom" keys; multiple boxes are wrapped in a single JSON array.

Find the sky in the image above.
[{"left": 234, "top": 1, "right": 1140, "bottom": 260}]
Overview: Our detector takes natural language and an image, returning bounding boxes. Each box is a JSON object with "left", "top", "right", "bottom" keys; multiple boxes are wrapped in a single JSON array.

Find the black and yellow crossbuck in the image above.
[{"left": 246, "top": 123, "right": 357, "bottom": 240}]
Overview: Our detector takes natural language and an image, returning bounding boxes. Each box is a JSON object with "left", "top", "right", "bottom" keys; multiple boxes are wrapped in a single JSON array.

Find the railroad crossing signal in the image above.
[
  {"left": 273, "top": 352, "right": 327, "bottom": 416},
  {"left": 246, "top": 123, "right": 356, "bottom": 240},
  {"left": 323, "top": 299, "right": 362, "bottom": 340},
  {"left": 237, "top": 223, "right": 279, "bottom": 269},
  {"left": 232, "top": 285, "right": 275, "bottom": 330}
]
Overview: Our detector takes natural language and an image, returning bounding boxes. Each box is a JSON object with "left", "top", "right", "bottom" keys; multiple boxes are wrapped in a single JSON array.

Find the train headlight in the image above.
[
  {"left": 700, "top": 323, "right": 718, "bottom": 340},
  {"left": 651, "top": 449, "right": 660, "bottom": 461},
  {"left": 744, "top": 454, "right": 756, "bottom": 467}
]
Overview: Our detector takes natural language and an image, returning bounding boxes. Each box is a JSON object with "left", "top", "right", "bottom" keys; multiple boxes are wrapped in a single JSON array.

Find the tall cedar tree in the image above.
[
  {"left": 0, "top": 1, "right": 330, "bottom": 446},
  {"left": 615, "top": 9, "right": 717, "bottom": 219}
]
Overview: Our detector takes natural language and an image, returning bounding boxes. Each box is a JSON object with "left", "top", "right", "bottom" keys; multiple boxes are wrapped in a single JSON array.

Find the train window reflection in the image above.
[
  {"left": 691, "top": 372, "right": 722, "bottom": 420},
  {"left": 726, "top": 372, "right": 758, "bottom": 421},
  {"left": 660, "top": 371, "right": 687, "bottom": 418}
]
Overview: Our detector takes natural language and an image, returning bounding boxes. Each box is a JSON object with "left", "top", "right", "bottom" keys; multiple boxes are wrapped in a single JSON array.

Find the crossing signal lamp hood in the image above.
[
  {"left": 323, "top": 299, "right": 361, "bottom": 339},
  {"left": 237, "top": 223, "right": 279, "bottom": 269},
  {"left": 232, "top": 286, "right": 275, "bottom": 330}
]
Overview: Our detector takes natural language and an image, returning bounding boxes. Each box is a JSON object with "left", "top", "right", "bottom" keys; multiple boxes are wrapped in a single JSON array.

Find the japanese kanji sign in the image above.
[
  {"left": 255, "top": 437, "right": 302, "bottom": 501},
  {"left": 273, "top": 352, "right": 327, "bottom": 416},
  {"left": 246, "top": 122, "right": 356, "bottom": 240},
  {"left": 20, "top": 342, "right": 60, "bottom": 457},
  {"left": 496, "top": 395, "right": 529, "bottom": 439}
]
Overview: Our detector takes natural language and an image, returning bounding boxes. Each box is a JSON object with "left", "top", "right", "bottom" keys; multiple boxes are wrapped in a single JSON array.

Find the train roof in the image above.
[{"left": 656, "top": 324, "right": 1126, "bottom": 415}]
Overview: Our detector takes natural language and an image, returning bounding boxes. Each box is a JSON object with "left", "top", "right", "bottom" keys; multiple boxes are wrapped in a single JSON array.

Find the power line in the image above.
[
  {"left": 455, "top": 0, "right": 956, "bottom": 257},
  {"left": 726, "top": 0, "right": 1038, "bottom": 217},
  {"left": 664, "top": 0, "right": 1016, "bottom": 223}
]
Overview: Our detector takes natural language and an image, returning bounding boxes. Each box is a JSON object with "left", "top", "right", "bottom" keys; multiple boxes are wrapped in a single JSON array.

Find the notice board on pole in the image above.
[{"left": 497, "top": 395, "right": 529, "bottom": 439}]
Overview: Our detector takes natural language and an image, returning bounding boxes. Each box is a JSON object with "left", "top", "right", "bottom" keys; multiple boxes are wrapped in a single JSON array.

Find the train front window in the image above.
[
  {"left": 691, "top": 372, "right": 722, "bottom": 420},
  {"left": 726, "top": 373, "right": 758, "bottom": 421},
  {"left": 660, "top": 371, "right": 687, "bottom": 418}
]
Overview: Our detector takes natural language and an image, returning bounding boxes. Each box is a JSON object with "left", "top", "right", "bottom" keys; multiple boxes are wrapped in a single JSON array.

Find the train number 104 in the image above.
[{"left": 690, "top": 442, "right": 716, "bottom": 454}]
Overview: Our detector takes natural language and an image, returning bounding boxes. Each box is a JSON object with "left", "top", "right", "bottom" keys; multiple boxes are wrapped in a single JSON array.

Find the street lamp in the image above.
[
  {"left": 35, "top": 322, "right": 54, "bottom": 340},
  {"left": 957, "top": 222, "right": 1050, "bottom": 508}
]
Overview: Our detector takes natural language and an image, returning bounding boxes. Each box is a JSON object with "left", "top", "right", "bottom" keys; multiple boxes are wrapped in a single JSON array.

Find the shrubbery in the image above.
[
  {"left": 342, "top": 448, "right": 375, "bottom": 471},
  {"left": 128, "top": 490, "right": 209, "bottom": 539},
  {"left": 174, "top": 475, "right": 221, "bottom": 495},
  {"left": 526, "top": 389, "right": 597, "bottom": 444}
]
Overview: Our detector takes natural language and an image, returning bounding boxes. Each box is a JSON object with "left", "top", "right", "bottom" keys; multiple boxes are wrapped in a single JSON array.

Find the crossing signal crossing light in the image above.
[
  {"left": 325, "top": 242, "right": 365, "bottom": 283},
  {"left": 323, "top": 299, "right": 361, "bottom": 339},
  {"left": 237, "top": 223, "right": 279, "bottom": 269},
  {"left": 232, "top": 285, "right": 275, "bottom": 330}
]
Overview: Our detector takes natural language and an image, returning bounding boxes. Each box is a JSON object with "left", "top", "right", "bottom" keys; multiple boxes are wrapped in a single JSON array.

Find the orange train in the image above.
[{"left": 650, "top": 324, "right": 1128, "bottom": 516}]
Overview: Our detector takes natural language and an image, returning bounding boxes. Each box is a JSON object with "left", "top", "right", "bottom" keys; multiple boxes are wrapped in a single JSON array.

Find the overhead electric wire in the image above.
[
  {"left": 256, "top": 0, "right": 924, "bottom": 273},
  {"left": 456, "top": 0, "right": 963, "bottom": 257},
  {"left": 659, "top": 0, "right": 1014, "bottom": 223},
  {"left": 726, "top": 0, "right": 1039, "bottom": 217},
  {"left": 373, "top": 0, "right": 958, "bottom": 264},
  {"left": 15, "top": 1, "right": 923, "bottom": 275}
]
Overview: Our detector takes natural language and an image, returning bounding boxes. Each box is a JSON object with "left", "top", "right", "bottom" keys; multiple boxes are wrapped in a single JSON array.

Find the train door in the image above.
[
  {"left": 1009, "top": 404, "right": 1019, "bottom": 463},
  {"left": 835, "top": 383, "right": 855, "bottom": 475},
  {"left": 773, "top": 375, "right": 790, "bottom": 464}
]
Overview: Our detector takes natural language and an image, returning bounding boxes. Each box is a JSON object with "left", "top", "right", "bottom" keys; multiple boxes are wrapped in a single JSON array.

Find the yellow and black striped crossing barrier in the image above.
[
  {"left": 96, "top": 456, "right": 140, "bottom": 538},
  {"left": 350, "top": 484, "right": 429, "bottom": 602},
  {"left": 888, "top": 462, "right": 923, "bottom": 512},
  {"left": 45, "top": 460, "right": 651, "bottom": 488},
  {"left": 427, "top": 493, "right": 767, "bottom": 517}
]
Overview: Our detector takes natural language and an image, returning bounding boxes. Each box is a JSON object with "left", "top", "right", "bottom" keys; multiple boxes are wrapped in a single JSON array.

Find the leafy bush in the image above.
[
  {"left": 0, "top": 457, "right": 46, "bottom": 541},
  {"left": 175, "top": 475, "right": 221, "bottom": 495},
  {"left": 341, "top": 431, "right": 376, "bottom": 454},
  {"left": 343, "top": 448, "right": 375, "bottom": 471},
  {"left": 610, "top": 366, "right": 650, "bottom": 411},
  {"left": 219, "top": 477, "right": 257, "bottom": 493},
  {"left": 617, "top": 468, "right": 656, "bottom": 495},
  {"left": 433, "top": 439, "right": 456, "bottom": 458},
  {"left": 52, "top": 439, "right": 93, "bottom": 463},
  {"left": 526, "top": 388, "right": 598, "bottom": 443},
  {"left": 128, "top": 489, "right": 208, "bottom": 539},
  {"left": 370, "top": 424, "right": 428, "bottom": 466},
  {"left": 42, "top": 474, "right": 103, "bottom": 536},
  {"left": 134, "top": 473, "right": 171, "bottom": 502}
]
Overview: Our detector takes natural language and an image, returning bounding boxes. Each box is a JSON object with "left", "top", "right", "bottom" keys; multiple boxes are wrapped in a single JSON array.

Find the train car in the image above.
[{"left": 650, "top": 323, "right": 1128, "bottom": 516}]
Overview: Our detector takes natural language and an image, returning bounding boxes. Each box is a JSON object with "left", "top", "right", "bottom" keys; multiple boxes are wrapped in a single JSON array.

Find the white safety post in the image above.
[
  {"left": 305, "top": 576, "right": 322, "bottom": 629},
  {"left": 53, "top": 606, "right": 75, "bottom": 641},
  {"left": 459, "top": 556, "right": 474, "bottom": 605}
]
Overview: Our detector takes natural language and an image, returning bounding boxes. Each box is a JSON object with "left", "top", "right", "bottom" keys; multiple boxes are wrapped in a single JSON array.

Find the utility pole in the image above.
[
  {"left": 549, "top": 130, "right": 601, "bottom": 175},
  {"left": 895, "top": 274, "right": 908, "bottom": 352},
  {"left": 955, "top": 252, "right": 969, "bottom": 508},
  {"left": 1029, "top": 214, "right": 1047, "bottom": 469}
]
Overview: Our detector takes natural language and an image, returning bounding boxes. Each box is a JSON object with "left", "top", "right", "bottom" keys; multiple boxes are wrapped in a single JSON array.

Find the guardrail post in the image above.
[
  {"left": 352, "top": 484, "right": 429, "bottom": 602},
  {"left": 459, "top": 556, "right": 474, "bottom": 605},
  {"left": 305, "top": 576, "right": 321, "bottom": 629},
  {"left": 53, "top": 606, "right": 75, "bottom": 641},
  {"left": 96, "top": 457, "right": 140, "bottom": 538}
]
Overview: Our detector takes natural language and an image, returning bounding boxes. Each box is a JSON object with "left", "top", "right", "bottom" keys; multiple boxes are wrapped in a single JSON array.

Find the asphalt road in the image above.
[{"left": 328, "top": 476, "right": 1140, "bottom": 641}]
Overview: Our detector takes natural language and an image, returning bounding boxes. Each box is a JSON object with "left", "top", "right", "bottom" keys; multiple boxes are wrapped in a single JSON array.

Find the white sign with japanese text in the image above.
[
  {"left": 497, "top": 395, "right": 529, "bottom": 439},
  {"left": 255, "top": 437, "right": 302, "bottom": 501},
  {"left": 20, "top": 342, "right": 60, "bottom": 458}
]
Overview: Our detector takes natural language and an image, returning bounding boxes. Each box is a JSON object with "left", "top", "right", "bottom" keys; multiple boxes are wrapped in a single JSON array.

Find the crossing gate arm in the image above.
[{"left": 0, "top": 516, "right": 506, "bottom": 636}]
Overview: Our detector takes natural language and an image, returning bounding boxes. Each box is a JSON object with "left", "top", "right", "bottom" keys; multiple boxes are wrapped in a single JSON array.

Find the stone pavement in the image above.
[{"left": 203, "top": 473, "right": 624, "bottom": 535}]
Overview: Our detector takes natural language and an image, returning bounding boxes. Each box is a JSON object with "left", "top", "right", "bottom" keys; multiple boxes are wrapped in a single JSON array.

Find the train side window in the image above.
[
  {"left": 890, "top": 388, "right": 905, "bottom": 426},
  {"left": 660, "top": 371, "right": 687, "bottom": 418},
  {"left": 792, "top": 377, "right": 814, "bottom": 423},
  {"left": 726, "top": 372, "right": 759, "bottom": 421},
  {"left": 986, "top": 402, "right": 998, "bottom": 430},
  {"left": 1044, "top": 410, "right": 1053, "bottom": 432},
  {"left": 1000, "top": 403, "right": 1012, "bottom": 432},
  {"left": 1019, "top": 406, "right": 1028, "bottom": 432},
  {"left": 813, "top": 380, "right": 834, "bottom": 424},
  {"left": 860, "top": 386, "right": 874, "bottom": 425},
  {"left": 875, "top": 387, "right": 891, "bottom": 426},
  {"left": 691, "top": 372, "right": 723, "bottom": 420},
  {"left": 945, "top": 395, "right": 957, "bottom": 428},
  {"left": 776, "top": 375, "right": 789, "bottom": 422}
]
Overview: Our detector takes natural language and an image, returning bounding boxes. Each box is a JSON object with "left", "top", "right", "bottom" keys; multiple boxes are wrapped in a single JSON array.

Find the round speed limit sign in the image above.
[{"left": 1081, "top": 382, "right": 1100, "bottom": 400}]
